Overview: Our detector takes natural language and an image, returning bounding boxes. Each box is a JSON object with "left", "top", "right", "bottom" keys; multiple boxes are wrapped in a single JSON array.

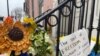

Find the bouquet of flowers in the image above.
[
  {"left": 0, "top": 16, "right": 54, "bottom": 56},
  {"left": 29, "top": 28, "right": 54, "bottom": 56}
]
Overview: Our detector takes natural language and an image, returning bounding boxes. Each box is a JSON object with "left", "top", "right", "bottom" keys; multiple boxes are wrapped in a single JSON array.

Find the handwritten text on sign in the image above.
[{"left": 59, "top": 29, "right": 90, "bottom": 56}]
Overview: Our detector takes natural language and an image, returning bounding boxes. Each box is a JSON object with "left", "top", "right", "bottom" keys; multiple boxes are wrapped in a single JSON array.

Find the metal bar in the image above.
[
  {"left": 35, "top": 0, "right": 72, "bottom": 23},
  {"left": 35, "top": 9, "right": 51, "bottom": 19},
  {"left": 56, "top": 0, "right": 60, "bottom": 56},
  {"left": 7, "top": 0, "right": 9, "bottom": 16},
  {"left": 88, "top": 0, "right": 95, "bottom": 43},
  {"left": 68, "top": 1, "right": 73, "bottom": 34},
  {"left": 80, "top": 1, "right": 85, "bottom": 29},
  {"left": 95, "top": 13, "right": 100, "bottom": 54},
  {"left": 62, "top": 16, "right": 64, "bottom": 35},
  {"left": 45, "top": 17, "right": 48, "bottom": 30},
  {"left": 56, "top": 9, "right": 61, "bottom": 56},
  {"left": 64, "top": 17, "right": 67, "bottom": 35},
  {"left": 78, "top": 8, "right": 82, "bottom": 29},
  {"left": 58, "top": 0, "right": 60, "bottom": 4}
]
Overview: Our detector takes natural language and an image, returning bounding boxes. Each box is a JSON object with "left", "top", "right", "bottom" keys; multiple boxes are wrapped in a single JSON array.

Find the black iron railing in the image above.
[
  {"left": 35, "top": 0, "right": 100, "bottom": 56},
  {"left": 5, "top": 0, "right": 99, "bottom": 56}
]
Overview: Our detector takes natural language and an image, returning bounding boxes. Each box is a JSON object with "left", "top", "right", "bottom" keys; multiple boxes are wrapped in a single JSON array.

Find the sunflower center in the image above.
[{"left": 8, "top": 27, "right": 24, "bottom": 41}]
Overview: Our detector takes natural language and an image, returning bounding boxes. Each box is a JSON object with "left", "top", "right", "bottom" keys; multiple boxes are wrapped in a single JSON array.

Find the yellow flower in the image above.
[
  {"left": 23, "top": 17, "right": 37, "bottom": 33},
  {"left": 0, "top": 21, "right": 31, "bottom": 55},
  {"left": 6, "top": 21, "right": 31, "bottom": 55},
  {"left": 0, "top": 24, "right": 10, "bottom": 53},
  {"left": 23, "top": 17, "right": 34, "bottom": 25}
]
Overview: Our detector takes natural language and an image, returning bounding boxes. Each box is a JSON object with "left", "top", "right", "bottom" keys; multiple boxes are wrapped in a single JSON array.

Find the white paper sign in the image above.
[{"left": 59, "top": 29, "right": 90, "bottom": 56}]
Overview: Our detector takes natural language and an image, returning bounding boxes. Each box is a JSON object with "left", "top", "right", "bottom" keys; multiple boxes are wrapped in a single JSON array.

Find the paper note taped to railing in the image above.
[{"left": 59, "top": 29, "right": 90, "bottom": 56}]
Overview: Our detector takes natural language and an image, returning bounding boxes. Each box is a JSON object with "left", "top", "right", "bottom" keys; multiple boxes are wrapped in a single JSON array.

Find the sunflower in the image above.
[
  {"left": 0, "top": 16, "right": 33, "bottom": 55},
  {"left": 0, "top": 23, "right": 10, "bottom": 53},
  {"left": 5, "top": 21, "right": 31, "bottom": 55}
]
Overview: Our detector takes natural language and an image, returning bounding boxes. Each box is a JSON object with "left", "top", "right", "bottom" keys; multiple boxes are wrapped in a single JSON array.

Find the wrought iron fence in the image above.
[
  {"left": 5, "top": 0, "right": 99, "bottom": 56},
  {"left": 35, "top": 0, "right": 100, "bottom": 56}
]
